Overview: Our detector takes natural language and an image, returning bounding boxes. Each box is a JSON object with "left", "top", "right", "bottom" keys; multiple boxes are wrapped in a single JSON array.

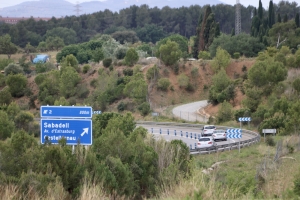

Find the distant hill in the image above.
[{"left": 0, "top": 0, "right": 223, "bottom": 18}]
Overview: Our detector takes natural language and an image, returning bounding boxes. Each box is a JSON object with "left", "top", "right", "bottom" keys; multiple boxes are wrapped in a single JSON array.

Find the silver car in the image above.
[
  {"left": 201, "top": 125, "right": 216, "bottom": 136},
  {"left": 212, "top": 130, "right": 227, "bottom": 141},
  {"left": 197, "top": 136, "right": 217, "bottom": 149}
]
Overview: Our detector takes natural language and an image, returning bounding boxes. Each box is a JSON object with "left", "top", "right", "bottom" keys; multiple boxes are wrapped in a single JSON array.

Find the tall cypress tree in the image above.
[
  {"left": 268, "top": 0, "right": 275, "bottom": 28},
  {"left": 296, "top": 13, "right": 300, "bottom": 28},
  {"left": 258, "top": 0, "right": 263, "bottom": 20},
  {"left": 192, "top": 14, "right": 203, "bottom": 58},
  {"left": 277, "top": 13, "right": 282, "bottom": 23}
]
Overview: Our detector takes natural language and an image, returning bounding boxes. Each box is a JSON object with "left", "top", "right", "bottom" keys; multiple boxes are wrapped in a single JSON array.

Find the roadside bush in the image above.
[
  {"left": 198, "top": 51, "right": 211, "bottom": 60},
  {"left": 157, "top": 78, "right": 170, "bottom": 91},
  {"left": 265, "top": 136, "right": 275, "bottom": 146},
  {"left": 6, "top": 74, "right": 27, "bottom": 97},
  {"left": 4, "top": 63, "right": 24, "bottom": 75},
  {"left": 82, "top": 64, "right": 91, "bottom": 74},
  {"left": 103, "top": 58, "right": 112, "bottom": 68},
  {"left": 233, "top": 52, "right": 240, "bottom": 59},
  {"left": 138, "top": 102, "right": 151, "bottom": 116}
]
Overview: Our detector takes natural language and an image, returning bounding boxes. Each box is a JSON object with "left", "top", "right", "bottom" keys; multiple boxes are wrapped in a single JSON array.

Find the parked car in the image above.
[
  {"left": 197, "top": 136, "right": 217, "bottom": 149},
  {"left": 212, "top": 130, "right": 227, "bottom": 141},
  {"left": 201, "top": 125, "right": 216, "bottom": 136}
]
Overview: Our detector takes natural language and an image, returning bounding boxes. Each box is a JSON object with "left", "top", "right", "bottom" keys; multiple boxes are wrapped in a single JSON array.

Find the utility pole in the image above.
[
  {"left": 235, "top": 0, "right": 242, "bottom": 35},
  {"left": 74, "top": 1, "right": 82, "bottom": 17}
]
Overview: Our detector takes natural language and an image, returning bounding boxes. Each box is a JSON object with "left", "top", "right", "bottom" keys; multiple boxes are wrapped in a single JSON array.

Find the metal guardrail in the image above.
[{"left": 136, "top": 121, "right": 261, "bottom": 155}]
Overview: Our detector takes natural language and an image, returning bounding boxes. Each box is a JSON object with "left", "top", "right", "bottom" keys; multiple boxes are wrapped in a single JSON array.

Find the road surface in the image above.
[{"left": 172, "top": 100, "right": 209, "bottom": 123}]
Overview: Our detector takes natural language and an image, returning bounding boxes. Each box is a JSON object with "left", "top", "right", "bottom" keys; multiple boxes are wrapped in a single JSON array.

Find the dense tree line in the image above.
[{"left": 0, "top": 1, "right": 298, "bottom": 48}]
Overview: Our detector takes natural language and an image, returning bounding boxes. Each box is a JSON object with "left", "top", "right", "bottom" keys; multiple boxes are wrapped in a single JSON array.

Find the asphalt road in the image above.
[
  {"left": 172, "top": 100, "right": 209, "bottom": 123},
  {"left": 137, "top": 124, "right": 254, "bottom": 150}
]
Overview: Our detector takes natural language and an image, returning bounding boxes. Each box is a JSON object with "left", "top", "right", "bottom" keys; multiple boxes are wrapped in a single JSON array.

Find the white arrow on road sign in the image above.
[{"left": 81, "top": 128, "right": 89, "bottom": 136}]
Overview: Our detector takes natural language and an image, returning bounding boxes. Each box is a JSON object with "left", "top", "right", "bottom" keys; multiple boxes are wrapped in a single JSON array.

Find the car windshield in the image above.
[
  {"left": 205, "top": 126, "right": 215, "bottom": 129},
  {"left": 199, "top": 138, "right": 211, "bottom": 141}
]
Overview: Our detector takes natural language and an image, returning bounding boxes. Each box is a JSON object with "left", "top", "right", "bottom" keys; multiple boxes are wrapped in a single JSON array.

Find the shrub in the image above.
[
  {"left": 109, "top": 65, "right": 114, "bottom": 71},
  {"left": 233, "top": 52, "right": 240, "bottom": 59},
  {"left": 35, "top": 62, "right": 56, "bottom": 73},
  {"left": 117, "top": 102, "right": 126, "bottom": 112},
  {"left": 191, "top": 66, "right": 199, "bottom": 78},
  {"left": 103, "top": 58, "right": 112, "bottom": 68},
  {"left": 177, "top": 74, "right": 189, "bottom": 88},
  {"left": 157, "top": 78, "right": 170, "bottom": 91},
  {"left": 4, "top": 63, "right": 24, "bottom": 75},
  {"left": 138, "top": 102, "right": 151, "bottom": 116},
  {"left": 123, "top": 68, "right": 133, "bottom": 76},
  {"left": 115, "top": 47, "right": 128, "bottom": 59},
  {"left": 76, "top": 84, "right": 90, "bottom": 99},
  {"left": 0, "top": 73, "right": 6, "bottom": 87},
  {"left": 82, "top": 64, "right": 91, "bottom": 74},
  {"left": 265, "top": 136, "right": 275, "bottom": 146},
  {"left": 90, "top": 79, "right": 97, "bottom": 88},
  {"left": 198, "top": 51, "right": 211, "bottom": 59},
  {"left": 186, "top": 82, "right": 195, "bottom": 92},
  {"left": 163, "top": 68, "right": 170, "bottom": 76},
  {"left": 174, "top": 63, "right": 179, "bottom": 75}
]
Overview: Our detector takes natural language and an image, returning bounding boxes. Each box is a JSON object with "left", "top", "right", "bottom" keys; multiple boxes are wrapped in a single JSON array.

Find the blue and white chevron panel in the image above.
[
  {"left": 227, "top": 133, "right": 242, "bottom": 138},
  {"left": 226, "top": 129, "right": 242, "bottom": 138},
  {"left": 238, "top": 117, "right": 251, "bottom": 122}
]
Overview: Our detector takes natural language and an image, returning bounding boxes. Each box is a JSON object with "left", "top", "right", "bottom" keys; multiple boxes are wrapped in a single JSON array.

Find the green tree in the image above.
[
  {"left": 54, "top": 97, "right": 70, "bottom": 106},
  {"left": 60, "top": 66, "right": 81, "bottom": 98},
  {"left": 0, "top": 87, "right": 12, "bottom": 105},
  {"left": 6, "top": 74, "right": 27, "bottom": 97},
  {"left": 92, "top": 48, "right": 104, "bottom": 62},
  {"left": 124, "top": 73, "right": 147, "bottom": 102},
  {"left": 45, "top": 27, "right": 77, "bottom": 45},
  {"left": 46, "top": 36, "right": 65, "bottom": 51},
  {"left": 0, "top": 110, "right": 14, "bottom": 140},
  {"left": 37, "top": 41, "right": 48, "bottom": 52},
  {"left": 296, "top": 13, "right": 300, "bottom": 28},
  {"left": 0, "top": 34, "right": 18, "bottom": 59},
  {"left": 111, "top": 30, "right": 139, "bottom": 44},
  {"left": 217, "top": 101, "right": 233, "bottom": 123},
  {"left": 159, "top": 40, "right": 182, "bottom": 66},
  {"left": 138, "top": 102, "right": 151, "bottom": 116},
  {"left": 60, "top": 54, "right": 79, "bottom": 71},
  {"left": 211, "top": 47, "right": 231, "bottom": 72},
  {"left": 268, "top": 0, "right": 275, "bottom": 28},
  {"left": 198, "top": 51, "right": 211, "bottom": 59},
  {"left": 24, "top": 42, "right": 35, "bottom": 55},
  {"left": 15, "top": 111, "right": 34, "bottom": 131},
  {"left": 6, "top": 101, "right": 20, "bottom": 121},
  {"left": 124, "top": 48, "right": 139, "bottom": 66}
]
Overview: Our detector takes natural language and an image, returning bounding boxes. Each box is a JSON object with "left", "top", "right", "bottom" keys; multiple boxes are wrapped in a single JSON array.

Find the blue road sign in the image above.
[
  {"left": 40, "top": 106, "right": 92, "bottom": 118},
  {"left": 238, "top": 117, "right": 251, "bottom": 122},
  {"left": 41, "top": 119, "right": 92, "bottom": 145},
  {"left": 227, "top": 133, "right": 242, "bottom": 138},
  {"left": 227, "top": 129, "right": 242, "bottom": 134}
]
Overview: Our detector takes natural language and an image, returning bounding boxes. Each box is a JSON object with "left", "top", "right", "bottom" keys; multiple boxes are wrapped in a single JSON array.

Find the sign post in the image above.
[
  {"left": 238, "top": 117, "right": 251, "bottom": 130},
  {"left": 262, "top": 129, "right": 276, "bottom": 142}
]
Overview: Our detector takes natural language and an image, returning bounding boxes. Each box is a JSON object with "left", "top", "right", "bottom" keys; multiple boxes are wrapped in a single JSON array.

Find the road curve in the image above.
[{"left": 172, "top": 100, "right": 209, "bottom": 123}]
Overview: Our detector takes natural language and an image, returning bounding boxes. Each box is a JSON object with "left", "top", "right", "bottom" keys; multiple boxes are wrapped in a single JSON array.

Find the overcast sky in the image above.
[{"left": 0, "top": 0, "right": 290, "bottom": 9}]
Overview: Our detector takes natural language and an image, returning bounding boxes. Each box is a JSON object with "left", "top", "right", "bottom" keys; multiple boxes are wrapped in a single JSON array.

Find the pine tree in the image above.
[
  {"left": 268, "top": 0, "right": 275, "bottom": 28},
  {"left": 258, "top": 0, "right": 263, "bottom": 20},
  {"left": 283, "top": 14, "right": 288, "bottom": 23},
  {"left": 296, "top": 13, "right": 300, "bottom": 28},
  {"left": 192, "top": 14, "right": 203, "bottom": 58},
  {"left": 277, "top": 13, "right": 282, "bottom": 23}
]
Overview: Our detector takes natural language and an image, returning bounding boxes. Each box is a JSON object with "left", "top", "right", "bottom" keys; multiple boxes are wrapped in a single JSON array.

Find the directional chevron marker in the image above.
[{"left": 238, "top": 117, "right": 251, "bottom": 122}]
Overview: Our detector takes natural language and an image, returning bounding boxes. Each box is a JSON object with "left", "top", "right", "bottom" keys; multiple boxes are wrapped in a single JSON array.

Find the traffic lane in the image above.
[{"left": 137, "top": 124, "right": 254, "bottom": 143}]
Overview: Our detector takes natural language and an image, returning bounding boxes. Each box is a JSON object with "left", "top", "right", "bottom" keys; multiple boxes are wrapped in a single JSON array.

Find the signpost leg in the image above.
[
  {"left": 72, "top": 145, "right": 75, "bottom": 154},
  {"left": 239, "top": 138, "right": 240, "bottom": 153}
]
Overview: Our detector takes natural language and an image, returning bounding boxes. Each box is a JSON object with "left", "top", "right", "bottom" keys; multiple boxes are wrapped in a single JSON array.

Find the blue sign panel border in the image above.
[
  {"left": 41, "top": 119, "right": 92, "bottom": 145},
  {"left": 40, "top": 106, "right": 93, "bottom": 118}
]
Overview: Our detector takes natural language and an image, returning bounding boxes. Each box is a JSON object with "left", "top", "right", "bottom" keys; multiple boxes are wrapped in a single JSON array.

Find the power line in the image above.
[{"left": 74, "top": 2, "right": 82, "bottom": 17}]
